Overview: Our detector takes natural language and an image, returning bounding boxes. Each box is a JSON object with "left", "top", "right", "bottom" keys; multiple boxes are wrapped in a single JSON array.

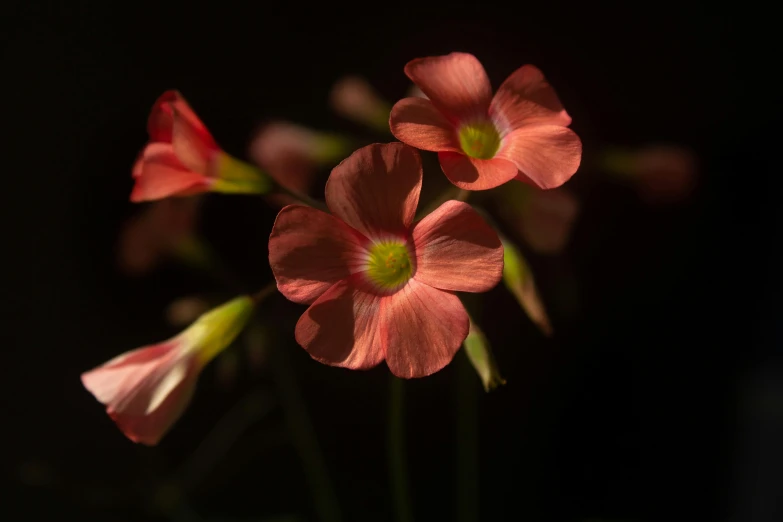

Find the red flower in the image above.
[
  {"left": 132, "top": 91, "right": 268, "bottom": 202},
  {"left": 81, "top": 297, "right": 254, "bottom": 445},
  {"left": 390, "top": 52, "right": 582, "bottom": 191},
  {"left": 268, "top": 143, "right": 504, "bottom": 378}
]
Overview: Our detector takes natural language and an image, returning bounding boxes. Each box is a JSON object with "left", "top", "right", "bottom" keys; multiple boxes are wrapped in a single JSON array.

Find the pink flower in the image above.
[
  {"left": 632, "top": 145, "right": 698, "bottom": 204},
  {"left": 268, "top": 143, "right": 504, "bottom": 378},
  {"left": 117, "top": 196, "right": 202, "bottom": 275},
  {"left": 132, "top": 91, "right": 268, "bottom": 202},
  {"left": 389, "top": 52, "right": 582, "bottom": 191},
  {"left": 249, "top": 121, "right": 353, "bottom": 206},
  {"left": 496, "top": 184, "right": 580, "bottom": 255},
  {"left": 329, "top": 75, "right": 392, "bottom": 132},
  {"left": 81, "top": 297, "right": 254, "bottom": 445}
]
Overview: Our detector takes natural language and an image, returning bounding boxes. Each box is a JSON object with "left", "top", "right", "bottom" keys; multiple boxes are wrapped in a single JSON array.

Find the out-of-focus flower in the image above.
[
  {"left": 329, "top": 75, "right": 392, "bottom": 133},
  {"left": 463, "top": 318, "right": 505, "bottom": 391},
  {"left": 81, "top": 296, "right": 255, "bottom": 445},
  {"left": 249, "top": 121, "right": 354, "bottom": 205},
  {"left": 131, "top": 90, "right": 270, "bottom": 202},
  {"left": 495, "top": 182, "right": 580, "bottom": 255},
  {"left": 117, "top": 196, "right": 201, "bottom": 276},
  {"left": 269, "top": 143, "right": 503, "bottom": 378},
  {"left": 501, "top": 238, "right": 552, "bottom": 335},
  {"left": 601, "top": 144, "right": 698, "bottom": 204},
  {"left": 165, "top": 296, "right": 211, "bottom": 326},
  {"left": 390, "top": 52, "right": 581, "bottom": 191}
]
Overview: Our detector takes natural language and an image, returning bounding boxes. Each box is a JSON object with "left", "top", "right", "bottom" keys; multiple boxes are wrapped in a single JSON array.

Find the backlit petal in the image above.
[
  {"left": 130, "top": 143, "right": 211, "bottom": 202},
  {"left": 382, "top": 279, "right": 468, "bottom": 378},
  {"left": 490, "top": 65, "right": 571, "bottom": 131},
  {"left": 437, "top": 152, "right": 518, "bottom": 191},
  {"left": 498, "top": 125, "right": 582, "bottom": 189},
  {"left": 325, "top": 143, "right": 422, "bottom": 239},
  {"left": 405, "top": 53, "right": 492, "bottom": 122},
  {"left": 389, "top": 97, "right": 460, "bottom": 152},
  {"left": 269, "top": 205, "right": 369, "bottom": 304},
  {"left": 295, "top": 278, "right": 385, "bottom": 370},
  {"left": 412, "top": 200, "right": 503, "bottom": 292}
]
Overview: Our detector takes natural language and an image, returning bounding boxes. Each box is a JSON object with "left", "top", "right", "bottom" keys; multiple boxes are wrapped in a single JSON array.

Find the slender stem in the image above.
[
  {"left": 271, "top": 181, "right": 330, "bottom": 213},
  {"left": 265, "top": 318, "right": 342, "bottom": 522},
  {"left": 388, "top": 375, "right": 414, "bottom": 522},
  {"left": 455, "top": 351, "right": 479, "bottom": 522},
  {"left": 177, "top": 390, "right": 275, "bottom": 492},
  {"left": 250, "top": 280, "right": 278, "bottom": 304}
]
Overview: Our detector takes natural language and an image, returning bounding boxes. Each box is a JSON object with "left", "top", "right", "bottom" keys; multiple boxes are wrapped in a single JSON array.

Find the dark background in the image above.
[{"left": 3, "top": 3, "right": 780, "bottom": 522}]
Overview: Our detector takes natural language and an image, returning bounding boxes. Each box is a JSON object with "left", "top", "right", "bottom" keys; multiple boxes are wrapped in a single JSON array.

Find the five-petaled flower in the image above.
[
  {"left": 389, "top": 52, "right": 582, "bottom": 191},
  {"left": 81, "top": 296, "right": 254, "bottom": 445},
  {"left": 268, "top": 142, "right": 504, "bottom": 378},
  {"left": 131, "top": 90, "right": 269, "bottom": 202}
]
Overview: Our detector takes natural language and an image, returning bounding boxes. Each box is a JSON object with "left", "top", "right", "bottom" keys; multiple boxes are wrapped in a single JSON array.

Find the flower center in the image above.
[
  {"left": 366, "top": 240, "right": 413, "bottom": 290},
  {"left": 458, "top": 121, "right": 501, "bottom": 160}
]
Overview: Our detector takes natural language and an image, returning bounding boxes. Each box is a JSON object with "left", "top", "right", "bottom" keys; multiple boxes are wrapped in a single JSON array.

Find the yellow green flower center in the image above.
[
  {"left": 366, "top": 241, "right": 413, "bottom": 290},
  {"left": 458, "top": 121, "right": 501, "bottom": 160}
]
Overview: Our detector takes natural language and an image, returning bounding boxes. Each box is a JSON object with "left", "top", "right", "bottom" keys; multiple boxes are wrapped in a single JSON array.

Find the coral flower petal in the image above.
[
  {"left": 146, "top": 90, "right": 218, "bottom": 173},
  {"left": 382, "top": 279, "right": 468, "bottom": 378},
  {"left": 81, "top": 343, "right": 177, "bottom": 406},
  {"left": 130, "top": 143, "right": 211, "bottom": 202},
  {"left": 269, "top": 205, "right": 369, "bottom": 304},
  {"left": 497, "top": 125, "right": 582, "bottom": 189},
  {"left": 490, "top": 65, "right": 572, "bottom": 130},
  {"left": 295, "top": 278, "right": 385, "bottom": 370},
  {"left": 389, "top": 97, "right": 461, "bottom": 152},
  {"left": 147, "top": 91, "right": 211, "bottom": 143},
  {"left": 437, "top": 152, "right": 518, "bottom": 191},
  {"left": 404, "top": 53, "right": 492, "bottom": 121},
  {"left": 81, "top": 342, "right": 199, "bottom": 446},
  {"left": 412, "top": 200, "right": 503, "bottom": 293},
  {"left": 109, "top": 376, "right": 197, "bottom": 445},
  {"left": 325, "top": 143, "right": 422, "bottom": 239}
]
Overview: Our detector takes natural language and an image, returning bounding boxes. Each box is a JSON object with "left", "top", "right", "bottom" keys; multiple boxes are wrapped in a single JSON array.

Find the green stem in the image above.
[
  {"left": 266, "top": 318, "right": 342, "bottom": 522},
  {"left": 177, "top": 389, "right": 275, "bottom": 493},
  {"left": 455, "top": 351, "right": 479, "bottom": 522},
  {"left": 388, "top": 375, "right": 414, "bottom": 522},
  {"left": 271, "top": 181, "right": 330, "bottom": 213}
]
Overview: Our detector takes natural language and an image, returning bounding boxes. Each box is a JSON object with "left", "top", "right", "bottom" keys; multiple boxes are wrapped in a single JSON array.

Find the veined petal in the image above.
[
  {"left": 170, "top": 107, "right": 219, "bottom": 174},
  {"left": 295, "top": 278, "right": 385, "bottom": 370},
  {"left": 81, "top": 342, "right": 179, "bottom": 406},
  {"left": 147, "top": 91, "right": 177, "bottom": 142},
  {"left": 382, "top": 279, "right": 468, "bottom": 378},
  {"left": 147, "top": 91, "right": 215, "bottom": 146},
  {"left": 130, "top": 143, "right": 211, "bottom": 202},
  {"left": 412, "top": 200, "right": 503, "bottom": 292},
  {"left": 437, "top": 152, "right": 518, "bottom": 191},
  {"left": 389, "top": 97, "right": 460, "bottom": 152},
  {"left": 497, "top": 125, "right": 582, "bottom": 189},
  {"left": 269, "top": 205, "right": 369, "bottom": 304},
  {"left": 490, "top": 65, "right": 572, "bottom": 131},
  {"left": 108, "top": 366, "right": 198, "bottom": 446},
  {"left": 81, "top": 340, "right": 200, "bottom": 445},
  {"left": 404, "top": 53, "right": 492, "bottom": 122},
  {"left": 325, "top": 143, "right": 422, "bottom": 239}
]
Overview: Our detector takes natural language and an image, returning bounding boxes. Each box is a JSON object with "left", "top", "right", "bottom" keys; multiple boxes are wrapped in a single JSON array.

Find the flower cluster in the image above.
[{"left": 83, "top": 52, "right": 581, "bottom": 444}]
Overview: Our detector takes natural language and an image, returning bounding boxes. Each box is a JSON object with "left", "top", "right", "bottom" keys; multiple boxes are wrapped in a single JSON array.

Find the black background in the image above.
[{"left": 4, "top": 3, "right": 780, "bottom": 522}]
